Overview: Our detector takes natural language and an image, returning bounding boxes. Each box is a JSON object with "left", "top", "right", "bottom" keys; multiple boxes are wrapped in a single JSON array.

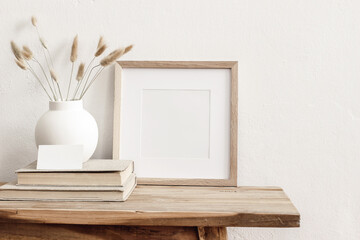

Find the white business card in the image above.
[{"left": 37, "top": 145, "right": 83, "bottom": 170}]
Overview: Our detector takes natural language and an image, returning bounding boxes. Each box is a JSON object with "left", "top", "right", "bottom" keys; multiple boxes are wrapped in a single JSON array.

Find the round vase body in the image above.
[{"left": 35, "top": 100, "right": 98, "bottom": 162}]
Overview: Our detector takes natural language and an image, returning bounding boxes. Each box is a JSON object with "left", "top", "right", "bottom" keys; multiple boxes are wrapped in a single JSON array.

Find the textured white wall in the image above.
[{"left": 1, "top": 0, "right": 360, "bottom": 239}]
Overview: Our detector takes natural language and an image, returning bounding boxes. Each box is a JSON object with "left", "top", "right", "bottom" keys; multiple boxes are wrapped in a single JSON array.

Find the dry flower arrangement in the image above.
[{"left": 11, "top": 16, "right": 133, "bottom": 101}]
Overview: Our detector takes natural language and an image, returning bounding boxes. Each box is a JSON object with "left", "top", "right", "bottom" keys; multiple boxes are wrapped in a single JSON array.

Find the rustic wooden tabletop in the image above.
[{"left": 0, "top": 184, "right": 300, "bottom": 239}]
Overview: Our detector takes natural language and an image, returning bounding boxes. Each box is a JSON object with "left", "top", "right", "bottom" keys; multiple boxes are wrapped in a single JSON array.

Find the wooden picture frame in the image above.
[{"left": 113, "top": 61, "right": 238, "bottom": 186}]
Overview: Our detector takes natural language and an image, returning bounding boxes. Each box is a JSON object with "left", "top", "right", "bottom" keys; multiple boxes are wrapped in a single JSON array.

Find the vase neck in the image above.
[{"left": 49, "top": 100, "right": 83, "bottom": 110}]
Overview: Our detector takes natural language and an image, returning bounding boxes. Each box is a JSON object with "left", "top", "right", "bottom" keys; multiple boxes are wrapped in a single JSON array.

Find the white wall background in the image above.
[{"left": 0, "top": 0, "right": 359, "bottom": 239}]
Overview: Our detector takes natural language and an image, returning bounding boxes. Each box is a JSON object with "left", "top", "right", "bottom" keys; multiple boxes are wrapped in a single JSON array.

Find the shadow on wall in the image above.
[
  {"left": 83, "top": 66, "right": 115, "bottom": 159},
  {"left": 0, "top": 108, "right": 38, "bottom": 182}
]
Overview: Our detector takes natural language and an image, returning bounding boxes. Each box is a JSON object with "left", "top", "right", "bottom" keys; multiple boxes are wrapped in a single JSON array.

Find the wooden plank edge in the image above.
[
  {"left": 0, "top": 209, "right": 300, "bottom": 228},
  {"left": 0, "top": 224, "right": 200, "bottom": 240}
]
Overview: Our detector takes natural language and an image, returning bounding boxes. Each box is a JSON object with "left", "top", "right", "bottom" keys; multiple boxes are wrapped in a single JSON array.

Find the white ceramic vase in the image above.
[{"left": 35, "top": 100, "right": 98, "bottom": 162}]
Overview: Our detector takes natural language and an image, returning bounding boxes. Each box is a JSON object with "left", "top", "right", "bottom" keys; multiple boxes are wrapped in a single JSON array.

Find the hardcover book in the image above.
[
  {"left": 16, "top": 159, "right": 134, "bottom": 186},
  {"left": 0, "top": 174, "right": 136, "bottom": 202}
]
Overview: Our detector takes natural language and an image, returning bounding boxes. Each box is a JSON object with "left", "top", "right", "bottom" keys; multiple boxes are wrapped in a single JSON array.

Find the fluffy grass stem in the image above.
[
  {"left": 80, "top": 67, "right": 104, "bottom": 99},
  {"left": 79, "top": 64, "right": 100, "bottom": 98},
  {"left": 75, "top": 57, "right": 95, "bottom": 99},
  {"left": 66, "top": 62, "right": 74, "bottom": 100},
  {"left": 32, "top": 57, "right": 57, "bottom": 100},
  {"left": 25, "top": 62, "right": 52, "bottom": 100}
]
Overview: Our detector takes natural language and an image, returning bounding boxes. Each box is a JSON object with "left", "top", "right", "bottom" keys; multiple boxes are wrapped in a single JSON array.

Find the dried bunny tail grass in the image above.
[
  {"left": 70, "top": 35, "right": 78, "bottom": 62},
  {"left": 11, "top": 41, "right": 23, "bottom": 60},
  {"left": 76, "top": 63, "right": 85, "bottom": 81},
  {"left": 22, "top": 46, "right": 33, "bottom": 60},
  {"left": 39, "top": 37, "right": 47, "bottom": 49},
  {"left": 97, "top": 36, "right": 104, "bottom": 49},
  {"left": 51, "top": 69, "right": 63, "bottom": 100},
  {"left": 50, "top": 69, "right": 58, "bottom": 82},
  {"left": 95, "top": 44, "right": 107, "bottom": 57},
  {"left": 124, "top": 45, "right": 133, "bottom": 54},
  {"left": 100, "top": 48, "right": 125, "bottom": 66},
  {"left": 31, "top": 16, "right": 37, "bottom": 27},
  {"left": 23, "top": 46, "right": 32, "bottom": 55},
  {"left": 15, "top": 59, "right": 27, "bottom": 70},
  {"left": 21, "top": 50, "right": 32, "bottom": 60}
]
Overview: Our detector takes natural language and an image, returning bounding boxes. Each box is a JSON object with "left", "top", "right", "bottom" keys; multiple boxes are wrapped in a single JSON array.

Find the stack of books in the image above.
[{"left": 0, "top": 159, "right": 136, "bottom": 202}]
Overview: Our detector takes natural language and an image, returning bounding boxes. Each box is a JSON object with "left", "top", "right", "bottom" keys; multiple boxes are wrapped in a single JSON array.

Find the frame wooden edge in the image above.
[
  {"left": 113, "top": 61, "right": 238, "bottom": 186},
  {"left": 230, "top": 62, "right": 238, "bottom": 186},
  {"left": 137, "top": 178, "right": 235, "bottom": 187},
  {"left": 113, "top": 63, "right": 122, "bottom": 160},
  {"left": 116, "top": 61, "right": 237, "bottom": 69}
]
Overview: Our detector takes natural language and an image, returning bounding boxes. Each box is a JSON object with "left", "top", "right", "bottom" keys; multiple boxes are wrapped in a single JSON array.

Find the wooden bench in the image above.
[{"left": 0, "top": 184, "right": 300, "bottom": 239}]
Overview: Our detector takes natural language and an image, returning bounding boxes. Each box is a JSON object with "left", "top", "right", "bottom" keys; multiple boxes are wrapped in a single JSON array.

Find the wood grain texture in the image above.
[
  {"left": 113, "top": 63, "right": 122, "bottom": 160},
  {"left": 0, "top": 184, "right": 300, "bottom": 227},
  {"left": 113, "top": 61, "right": 238, "bottom": 186},
  {"left": 229, "top": 62, "right": 238, "bottom": 186},
  {"left": 0, "top": 223, "right": 200, "bottom": 240},
  {"left": 198, "top": 227, "right": 227, "bottom": 240},
  {"left": 137, "top": 178, "right": 234, "bottom": 187},
  {"left": 116, "top": 61, "right": 237, "bottom": 69}
]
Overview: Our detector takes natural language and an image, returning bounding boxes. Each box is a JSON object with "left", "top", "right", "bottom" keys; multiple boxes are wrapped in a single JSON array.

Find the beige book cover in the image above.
[
  {"left": 0, "top": 174, "right": 136, "bottom": 202},
  {"left": 16, "top": 159, "right": 134, "bottom": 186},
  {"left": 16, "top": 159, "right": 133, "bottom": 172}
]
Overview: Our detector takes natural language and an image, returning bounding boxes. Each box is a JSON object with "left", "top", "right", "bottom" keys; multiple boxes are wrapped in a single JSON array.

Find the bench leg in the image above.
[{"left": 198, "top": 227, "right": 227, "bottom": 240}]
